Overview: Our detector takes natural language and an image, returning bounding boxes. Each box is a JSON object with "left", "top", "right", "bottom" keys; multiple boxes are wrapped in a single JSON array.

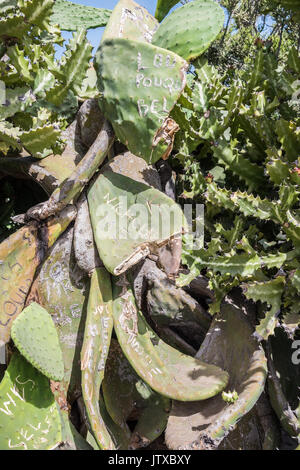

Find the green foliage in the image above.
[
  {"left": 0, "top": 0, "right": 92, "bottom": 158},
  {"left": 1, "top": 0, "right": 300, "bottom": 451},
  {"left": 11, "top": 302, "right": 64, "bottom": 381},
  {"left": 51, "top": 0, "right": 111, "bottom": 31},
  {"left": 175, "top": 46, "right": 300, "bottom": 339}
]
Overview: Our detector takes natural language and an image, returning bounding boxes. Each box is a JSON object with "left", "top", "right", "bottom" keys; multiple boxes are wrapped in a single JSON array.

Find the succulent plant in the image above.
[
  {"left": 51, "top": 0, "right": 111, "bottom": 32},
  {"left": 0, "top": 0, "right": 298, "bottom": 452},
  {"left": 155, "top": 0, "right": 179, "bottom": 22},
  {"left": 0, "top": 206, "right": 76, "bottom": 345},
  {"left": 27, "top": 227, "right": 89, "bottom": 404},
  {"left": 95, "top": 38, "right": 188, "bottom": 164},
  {"left": 0, "top": 353, "right": 62, "bottom": 450},
  {"left": 0, "top": 0, "right": 93, "bottom": 159},
  {"left": 11, "top": 302, "right": 64, "bottom": 381},
  {"left": 103, "top": 340, "right": 170, "bottom": 450},
  {"left": 152, "top": 0, "right": 225, "bottom": 61},
  {"left": 165, "top": 293, "right": 268, "bottom": 449},
  {"left": 112, "top": 273, "right": 229, "bottom": 401},
  {"left": 102, "top": 0, "right": 158, "bottom": 44},
  {"left": 267, "top": 328, "right": 300, "bottom": 441},
  {"left": 87, "top": 170, "right": 187, "bottom": 275},
  {"left": 81, "top": 268, "right": 115, "bottom": 450}
]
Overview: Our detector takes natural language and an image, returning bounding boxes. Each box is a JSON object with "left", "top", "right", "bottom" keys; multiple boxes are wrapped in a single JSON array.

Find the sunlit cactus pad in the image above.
[
  {"left": 95, "top": 38, "right": 188, "bottom": 164},
  {"left": 112, "top": 275, "right": 229, "bottom": 401},
  {"left": 11, "top": 302, "right": 64, "bottom": 382},
  {"left": 0, "top": 353, "right": 61, "bottom": 450},
  {"left": 155, "top": 0, "right": 179, "bottom": 22},
  {"left": 152, "top": 0, "right": 225, "bottom": 61},
  {"left": 102, "top": 0, "right": 158, "bottom": 43},
  {"left": 88, "top": 171, "right": 187, "bottom": 275},
  {"left": 51, "top": 0, "right": 111, "bottom": 31}
]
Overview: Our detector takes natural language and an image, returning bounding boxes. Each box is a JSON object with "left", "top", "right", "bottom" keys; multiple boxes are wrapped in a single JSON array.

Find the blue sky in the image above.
[{"left": 58, "top": 0, "right": 158, "bottom": 55}]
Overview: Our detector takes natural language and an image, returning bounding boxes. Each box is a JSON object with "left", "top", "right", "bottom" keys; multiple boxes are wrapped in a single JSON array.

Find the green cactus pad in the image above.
[
  {"left": 81, "top": 268, "right": 115, "bottom": 450},
  {"left": 88, "top": 171, "right": 187, "bottom": 276},
  {"left": 102, "top": 0, "right": 158, "bottom": 43},
  {"left": 112, "top": 274, "right": 228, "bottom": 401},
  {"left": 86, "top": 395, "right": 131, "bottom": 450},
  {"left": 95, "top": 38, "right": 188, "bottom": 164},
  {"left": 152, "top": 0, "right": 225, "bottom": 62},
  {"left": 103, "top": 339, "right": 170, "bottom": 449},
  {"left": 165, "top": 295, "right": 268, "bottom": 449},
  {"left": 51, "top": 0, "right": 111, "bottom": 31},
  {"left": 59, "top": 408, "right": 93, "bottom": 450},
  {"left": 30, "top": 227, "right": 90, "bottom": 403},
  {"left": 155, "top": 0, "right": 179, "bottom": 22},
  {"left": 0, "top": 353, "right": 61, "bottom": 450},
  {"left": 11, "top": 302, "right": 64, "bottom": 382}
]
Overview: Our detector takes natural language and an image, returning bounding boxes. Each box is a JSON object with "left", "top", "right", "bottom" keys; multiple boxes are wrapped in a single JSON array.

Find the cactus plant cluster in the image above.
[
  {"left": 0, "top": 0, "right": 96, "bottom": 159},
  {"left": 0, "top": 0, "right": 299, "bottom": 451}
]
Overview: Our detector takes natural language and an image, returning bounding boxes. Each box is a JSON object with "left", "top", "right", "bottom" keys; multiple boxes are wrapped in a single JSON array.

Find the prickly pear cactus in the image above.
[
  {"left": 0, "top": 206, "right": 75, "bottom": 345},
  {"left": 103, "top": 339, "right": 170, "bottom": 449},
  {"left": 59, "top": 408, "right": 93, "bottom": 450},
  {"left": 95, "top": 38, "right": 188, "bottom": 164},
  {"left": 11, "top": 302, "right": 64, "bottom": 382},
  {"left": 152, "top": 0, "right": 225, "bottom": 62},
  {"left": 51, "top": 0, "right": 111, "bottom": 31},
  {"left": 81, "top": 268, "right": 115, "bottom": 450},
  {"left": 87, "top": 171, "right": 187, "bottom": 275},
  {"left": 147, "top": 275, "right": 211, "bottom": 349},
  {"left": 102, "top": 0, "right": 158, "bottom": 43},
  {"left": 112, "top": 273, "right": 229, "bottom": 401},
  {"left": 27, "top": 227, "right": 89, "bottom": 404},
  {"left": 155, "top": 0, "right": 179, "bottom": 22},
  {"left": 165, "top": 295, "right": 268, "bottom": 450},
  {"left": 0, "top": 353, "right": 61, "bottom": 450}
]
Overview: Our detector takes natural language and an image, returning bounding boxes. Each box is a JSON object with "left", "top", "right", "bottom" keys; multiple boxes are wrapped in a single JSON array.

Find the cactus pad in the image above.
[
  {"left": 112, "top": 274, "right": 228, "bottom": 401},
  {"left": 88, "top": 171, "right": 187, "bottom": 275},
  {"left": 51, "top": 0, "right": 111, "bottom": 31},
  {"left": 102, "top": 0, "right": 158, "bottom": 43},
  {"left": 0, "top": 208, "right": 75, "bottom": 345},
  {"left": 81, "top": 268, "right": 115, "bottom": 450},
  {"left": 155, "top": 0, "right": 179, "bottom": 22},
  {"left": 28, "top": 227, "right": 89, "bottom": 403},
  {"left": 95, "top": 38, "right": 188, "bottom": 164},
  {"left": 103, "top": 339, "right": 170, "bottom": 449},
  {"left": 11, "top": 302, "right": 64, "bottom": 382},
  {"left": 0, "top": 353, "right": 61, "bottom": 450},
  {"left": 165, "top": 295, "right": 268, "bottom": 449},
  {"left": 152, "top": 0, "right": 225, "bottom": 61}
]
